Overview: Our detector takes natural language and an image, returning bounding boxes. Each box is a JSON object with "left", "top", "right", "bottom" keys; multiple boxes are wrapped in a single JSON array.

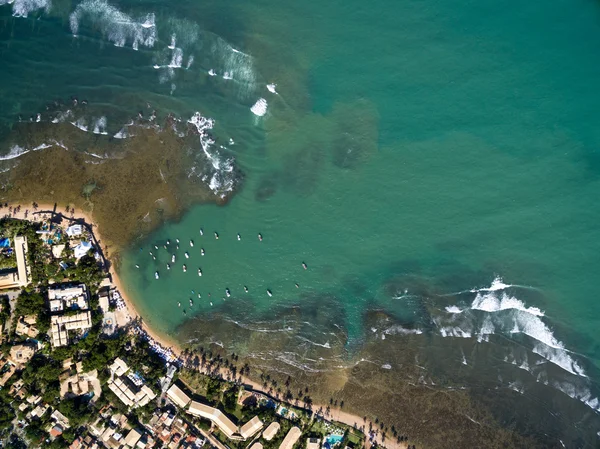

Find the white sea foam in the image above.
[
  {"left": 168, "top": 48, "right": 183, "bottom": 68},
  {"left": 70, "top": 0, "right": 156, "bottom": 50},
  {"left": 381, "top": 364, "right": 392, "bottom": 370},
  {"left": 0, "top": 145, "right": 29, "bottom": 161},
  {"left": 267, "top": 83, "right": 278, "bottom": 94},
  {"left": 0, "top": 141, "right": 61, "bottom": 161},
  {"left": 187, "top": 112, "right": 237, "bottom": 198},
  {"left": 251, "top": 98, "right": 268, "bottom": 117},
  {"left": 445, "top": 305, "right": 464, "bottom": 314},
  {"left": 92, "top": 116, "right": 108, "bottom": 135},
  {"left": 208, "top": 69, "right": 216, "bottom": 76},
  {"left": 168, "top": 33, "right": 176, "bottom": 49},
  {"left": 470, "top": 277, "right": 513, "bottom": 293},
  {"left": 71, "top": 117, "right": 88, "bottom": 132},
  {"left": 186, "top": 55, "right": 194, "bottom": 69},
  {"left": 51, "top": 109, "right": 73, "bottom": 123},
  {"left": 471, "top": 291, "right": 544, "bottom": 316},
  {"left": 113, "top": 127, "right": 133, "bottom": 139},
  {"left": 382, "top": 325, "right": 423, "bottom": 336},
  {"left": 439, "top": 278, "right": 586, "bottom": 378},
  {"left": 32, "top": 143, "right": 52, "bottom": 151},
  {"left": 3, "top": 0, "right": 51, "bottom": 17}
]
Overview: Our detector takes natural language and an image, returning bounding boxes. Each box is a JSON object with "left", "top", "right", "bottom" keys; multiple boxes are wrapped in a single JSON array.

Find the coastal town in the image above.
[{"left": 0, "top": 204, "right": 414, "bottom": 449}]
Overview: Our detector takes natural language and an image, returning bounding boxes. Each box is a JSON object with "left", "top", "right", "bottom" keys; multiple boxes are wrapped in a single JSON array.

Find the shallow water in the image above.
[{"left": 3, "top": 0, "right": 600, "bottom": 445}]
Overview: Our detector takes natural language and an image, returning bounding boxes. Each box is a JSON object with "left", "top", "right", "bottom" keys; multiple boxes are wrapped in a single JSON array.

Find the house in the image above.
[
  {"left": 9, "top": 343, "right": 36, "bottom": 366},
  {"left": 166, "top": 384, "right": 191, "bottom": 409},
  {"left": 15, "top": 315, "right": 38, "bottom": 338},
  {"left": 124, "top": 429, "right": 143, "bottom": 448},
  {"left": 279, "top": 427, "right": 302, "bottom": 449},
  {"left": 263, "top": 422, "right": 280, "bottom": 441},
  {"left": 51, "top": 409, "right": 71, "bottom": 429},
  {"left": 73, "top": 241, "right": 93, "bottom": 260},
  {"left": 65, "top": 225, "right": 83, "bottom": 238}
]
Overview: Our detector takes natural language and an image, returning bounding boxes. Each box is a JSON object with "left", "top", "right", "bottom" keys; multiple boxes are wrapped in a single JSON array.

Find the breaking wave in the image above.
[
  {"left": 186, "top": 112, "right": 238, "bottom": 198},
  {"left": 0, "top": 0, "right": 51, "bottom": 17},
  {"left": 70, "top": 0, "right": 156, "bottom": 50},
  {"left": 437, "top": 280, "right": 585, "bottom": 377}
]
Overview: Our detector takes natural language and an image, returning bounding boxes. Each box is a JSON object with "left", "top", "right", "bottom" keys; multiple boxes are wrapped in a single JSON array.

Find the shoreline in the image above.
[{"left": 3, "top": 201, "right": 406, "bottom": 449}]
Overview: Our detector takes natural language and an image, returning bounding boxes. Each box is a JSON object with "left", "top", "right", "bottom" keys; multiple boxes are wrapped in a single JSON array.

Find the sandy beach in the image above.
[{"left": 3, "top": 200, "right": 405, "bottom": 449}]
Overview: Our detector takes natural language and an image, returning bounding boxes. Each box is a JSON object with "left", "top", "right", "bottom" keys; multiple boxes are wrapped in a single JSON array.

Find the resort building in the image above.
[
  {"left": 0, "top": 235, "right": 32, "bottom": 290},
  {"left": 263, "top": 422, "right": 281, "bottom": 441},
  {"left": 48, "top": 283, "right": 92, "bottom": 347},
  {"left": 59, "top": 368, "right": 101, "bottom": 400},
  {"left": 251, "top": 443, "right": 264, "bottom": 449},
  {"left": 49, "top": 312, "right": 92, "bottom": 347},
  {"left": 187, "top": 399, "right": 265, "bottom": 441},
  {"left": 239, "top": 415, "right": 264, "bottom": 440},
  {"left": 188, "top": 401, "right": 239, "bottom": 439},
  {"left": 279, "top": 427, "right": 302, "bottom": 449},
  {"left": 107, "top": 358, "right": 157, "bottom": 409},
  {"left": 48, "top": 284, "right": 89, "bottom": 311},
  {"left": 166, "top": 384, "right": 191, "bottom": 409}
]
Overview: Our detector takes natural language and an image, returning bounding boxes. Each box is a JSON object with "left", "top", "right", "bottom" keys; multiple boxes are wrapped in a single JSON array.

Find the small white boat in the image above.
[
  {"left": 171, "top": 254, "right": 176, "bottom": 263},
  {"left": 167, "top": 264, "right": 171, "bottom": 270},
  {"left": 149, "top": 251, "right": 153, "bottom": 256},
  {"left": 166, "top": 239, "right": 171, "bottom": 245},
  {"left": 176, "top": 238, "right": 180, "bottom": 243},
  {"left": 183, "top": 264, "right": 187, "bottom": 272},
  {"left": 154, "top": 245, "right": 158, "bottom": 250},
  {"left": 190, "top": 240, "right": 194, "bottom": 247},
  {"left": 155, "top": 271, "right": 159, "bottom": 280},
  {"left": 244, "top": 286, "right": 248, "bottom": 293},
  {"left": 201, "top": 248, "right": 205, "bottom": 256},
  {"left": 267, "top": 289, "right": 272, "bottom": 297},
  {"left": 189, "top": 299, "right": 193, "bottom": 306},
  {"left": 198, "top": 293, "right": 202, "bottom": 298},
  {"left": 135, "top": 264, "right": 140, "bottom": 269},
  {"left": 258, "top": 233, "right": 263, "bottom": 241},
  {"left": 214, "top": 232, "right": 219, "bottom": 239},
  {"left": 295, "top": 283, "right": 299, "bottom": 288},
  {"left": 302, "top": 262, "right": 307, "bottom": 270},
  {"left": 163, "top": 245, "right": 167, "bottom": 250},
  {"left": 185, "top": 252, "right": 190, "bottom": 259},
  {"left": 178, "top": 302, "right": 181, "bottom": 307},
  {"left": 226, "top": 288, "right": 231, "bottom": 297},
  {"left": 210, "top": 302, "right": 213, "bottom": 306},
  {"left": 237, "top": 233, "right": 241, "bottom": 241},
  {"left": 199, "top": 228, "right": 203, "bottom": 235},
  {"left": 198, "top": 268, "right": 202, "bottom": 276},
  {"left": 152, "top": 256, "right": 156, "bottom": 260}
]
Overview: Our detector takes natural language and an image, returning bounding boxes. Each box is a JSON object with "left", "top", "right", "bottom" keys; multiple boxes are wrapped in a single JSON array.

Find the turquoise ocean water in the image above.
[{"left": 3, "top": 0, "right": 600, "bottom": 445}]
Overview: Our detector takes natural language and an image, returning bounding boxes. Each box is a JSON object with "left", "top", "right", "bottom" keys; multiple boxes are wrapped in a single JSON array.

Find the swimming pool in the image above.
[{"left": 325, "top": 435, "right": 343, "bottom": 445}]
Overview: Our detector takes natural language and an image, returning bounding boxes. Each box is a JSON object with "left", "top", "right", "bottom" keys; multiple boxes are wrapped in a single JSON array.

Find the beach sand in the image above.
[{"left": 3, "top": 200, "right": 406, "bottom": 449}]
